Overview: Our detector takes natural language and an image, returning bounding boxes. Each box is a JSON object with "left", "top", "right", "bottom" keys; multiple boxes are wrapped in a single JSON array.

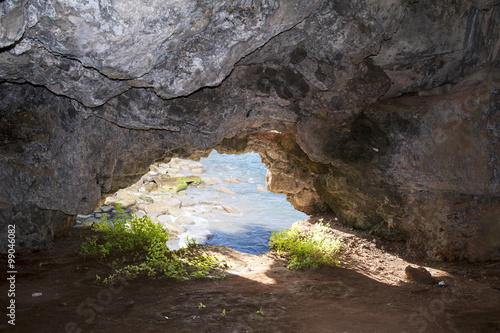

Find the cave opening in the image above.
[{"left": 76, "top": 149, "right": 308, "bottom": 255}]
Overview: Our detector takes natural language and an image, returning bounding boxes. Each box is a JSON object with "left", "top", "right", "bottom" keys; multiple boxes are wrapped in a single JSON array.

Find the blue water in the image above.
[{"left": 181, "top": 151, "right": 308, "bottom": 254}]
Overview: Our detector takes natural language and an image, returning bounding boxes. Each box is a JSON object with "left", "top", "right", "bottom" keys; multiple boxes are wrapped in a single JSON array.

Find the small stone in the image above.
[
  {"left": 152, "top": 197, "right": 181, "bottom": 208},
  {"left": 198, "top": 210, "right": 215, "bottom": 216},
  {"left": 167, "top": 207, "right": 184, "bottom": 217},
  {"left": 158, "top": 220, "right": 186, "bottom": 234},
  {"left": 134, "top": 210, "right": 147, "bottom": 218},
  {"left": 176, "top": 216, "right": 195, "bottom": 225},
  {"left": 77, "top": 214, "right": 93, "bottom": 220},
  {"left": 144, "top": 203, "right": 171, "bottom": 214},
  {"left": 405, "top": 266, "right": 438, "bottom": 284},
  {"left": 224, "top": 178, "right": 241, "bottom": 183},
  {"left": 217, "top": 186, "right": 236, "bottom": 195},
  {"left": 166, "top": 168, "right": 181, "bottom": 175},
  {"left": 156, "top": 215, "right": 171, "bottom": 223},
  {"left": 223, "top": 206, "right": 240, "bottom": 215},
  {"left": 117, "top": 199, "right": 137, "bottom": 209},
  {"left": 202, "top": 177, "right": 222, "bottom": 186},
  {"left": 256, "top": 186, "right": 267, "bottom": 192},
  {"left": 100, "top": 205, "right": 114, "bottom": 213}
]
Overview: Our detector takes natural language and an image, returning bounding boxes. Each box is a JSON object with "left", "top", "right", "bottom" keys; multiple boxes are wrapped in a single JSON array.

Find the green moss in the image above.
[{"left": 174, "top": 176, "right": 201, "bottom": 184}]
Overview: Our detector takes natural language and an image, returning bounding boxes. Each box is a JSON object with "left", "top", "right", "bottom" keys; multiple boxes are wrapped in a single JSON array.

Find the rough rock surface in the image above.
[{"left": 1, "top": 0, "right": 499, "bottom": 261}]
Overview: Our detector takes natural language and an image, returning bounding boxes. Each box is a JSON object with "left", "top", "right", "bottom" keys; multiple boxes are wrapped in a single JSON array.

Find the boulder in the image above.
[
  {"left": 222, "top": 206, "right": 241, "bottom": 215},
  {"left": 179, "top": 197, "right": 197, "bottom": 208},
  {"left": 175, "top": 216, "right": 195, "bottom": 225},
  {"left": 152, "top": 197, "right": 181, "bottom": 209}
]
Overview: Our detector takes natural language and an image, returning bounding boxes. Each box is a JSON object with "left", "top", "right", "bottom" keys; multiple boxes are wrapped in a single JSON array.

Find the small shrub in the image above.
[
  {"left": 80, "top": 204, "right": 225, "bottom": 283},
  {"left": 269, "top": 219, "right": 342, "bottom": 270}
]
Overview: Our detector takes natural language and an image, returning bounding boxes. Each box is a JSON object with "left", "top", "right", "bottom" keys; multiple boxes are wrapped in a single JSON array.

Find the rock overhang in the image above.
[{"left": 0, "top": 0, "right": 499, "bottom": 261}]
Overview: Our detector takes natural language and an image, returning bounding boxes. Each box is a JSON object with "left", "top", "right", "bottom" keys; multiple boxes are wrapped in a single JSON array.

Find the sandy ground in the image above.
[{"left": 1, "top": 214, "right": 500, "bottom": 333}]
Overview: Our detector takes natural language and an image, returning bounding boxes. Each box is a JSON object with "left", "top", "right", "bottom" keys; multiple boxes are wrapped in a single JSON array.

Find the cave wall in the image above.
[{"left": 1, "top": 0, "right": 499, "bottom": 260}]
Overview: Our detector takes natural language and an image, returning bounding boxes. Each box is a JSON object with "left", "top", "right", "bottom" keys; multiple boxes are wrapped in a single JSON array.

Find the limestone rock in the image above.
[
  {"left": 144, "top": 203, "right": 170, "bottom": 215},
  {"left": 175, "top": 216, "right": 195, "bottom": 226},
  {"left": 223, "top": 206, "right": 241, "bottom": 215},
  {"left": 179, "top": 197, "right": 197, "bottom": 208},
  {"left": 156, "top": 215, "right": 171, "bottom": 224},
  {"left": 152, "top": 197, "right": 181, "bottom": 209},
  {"left": 157, "top": 220, "right": 186, "bottom": 235},
  {"left": 224, "top": 178, "right": 241, "bottom": 183},
  {"left": 202, "top": 178, "right": 223, "bottom": 186},
  {"left": 134, "top": 210, "right": 147, "bottom": 218},
  {"left": 217, "top": 187, "right": 236, "bottom": 195},
  {"left": 256, "top": 186, "right": 267, "bottom": 193}
]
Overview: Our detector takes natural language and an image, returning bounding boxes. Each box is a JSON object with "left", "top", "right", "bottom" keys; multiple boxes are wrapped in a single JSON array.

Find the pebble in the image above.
[
  {"left": 217, "top": 186, "right": 236, "bottom": 195},
  {"left": 224, "top": 178, "right": 241, "bottom": 183},
  {"left": 223, "top": 206, "right": 240, "bottom": 215},
  {"left": 256, "top": 186, "right": 267, "bottom": 192}
]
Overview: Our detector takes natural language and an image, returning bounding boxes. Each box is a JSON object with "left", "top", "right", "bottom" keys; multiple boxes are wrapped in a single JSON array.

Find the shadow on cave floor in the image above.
[
  {"left": 305, "top": 213, "right": 500, "bottom": 286},
  {"left": 1, "top": 227, "right": 500, "bottom": 333}
]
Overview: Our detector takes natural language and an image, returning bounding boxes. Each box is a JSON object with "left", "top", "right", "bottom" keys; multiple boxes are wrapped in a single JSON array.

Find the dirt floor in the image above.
[{"left": 1, "top": 214, "right": 500, "bottom": 333}]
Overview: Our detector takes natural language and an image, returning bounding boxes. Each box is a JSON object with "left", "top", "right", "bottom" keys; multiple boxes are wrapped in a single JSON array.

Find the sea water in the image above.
[{"left": 178, "top": 150, "right": 308, "bottom": 254}]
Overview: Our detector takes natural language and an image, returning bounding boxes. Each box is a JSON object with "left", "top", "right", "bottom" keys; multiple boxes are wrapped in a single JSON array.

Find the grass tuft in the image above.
[{"left": 269, "top": 219, "right": 342, "bottom": 270}]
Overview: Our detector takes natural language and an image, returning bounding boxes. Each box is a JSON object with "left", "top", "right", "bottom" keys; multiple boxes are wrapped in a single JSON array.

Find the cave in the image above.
[
  {"left": 77, "top": 149, "right": 309, "bottom": 254},
  {"left": 1, "top": 0, "right": 500, "bottom": 265}
]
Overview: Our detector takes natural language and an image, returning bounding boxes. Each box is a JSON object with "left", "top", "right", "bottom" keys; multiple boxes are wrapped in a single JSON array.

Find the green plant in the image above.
[
  {"left": 256, "top": 307, "right": 264, "bottom": 315},
  {"left": 269, "top": 219, "right": 342, "bottom": 270},
  {"left": 221, "top": 308, "right": 226, "bottom": 319},
  {"left": 80, "top": 204, "right": 226, "bottom": 283},
  {"left": 198, "top": 302, "right": 206, "bottom": 310}
]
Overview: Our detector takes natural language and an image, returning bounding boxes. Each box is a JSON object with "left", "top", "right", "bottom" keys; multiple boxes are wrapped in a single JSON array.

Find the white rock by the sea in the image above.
[
  {"left": 224, "top": 178, "right": 241, "bottom": 183},
  {"left": 144, "top": 203, "right": 170, "bottom": 214},
  {"left": 159, "top": 220, "right": 186, "bottom": 234},
  {"left": 217, "top": 186, "right": 236, "bottom": 195},
  {"left": 179, "top": 196, "right": 197, "bottom": 207},
  {"left": 156, "top": 215, "right": 171, "bottom": 223},
  {"left": 223, "top": 206, "right": 240, "bottom": 215},
  {"left": 202, "top": 177, "right": 222, "bottom": 186},
  {"left": 191, "top": 167, "right": 205, "bottom": 174},
  {"left": 152, "top": 197, "right": 181, "bottom": 208},
  {"left": 134, "top": 210, "right": 147, "bottom": 218},
  {"left": 256, "top": 186, "right": 267, "bottom": 192},
  {"left": 176, "top": 216, "right": 195, "bottom": 225}
]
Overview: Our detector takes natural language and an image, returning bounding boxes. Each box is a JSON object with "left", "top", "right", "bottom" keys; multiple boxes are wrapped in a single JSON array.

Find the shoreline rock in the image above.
[{"left": 76, "top": 158, "right": 245, "bottom": 249}]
